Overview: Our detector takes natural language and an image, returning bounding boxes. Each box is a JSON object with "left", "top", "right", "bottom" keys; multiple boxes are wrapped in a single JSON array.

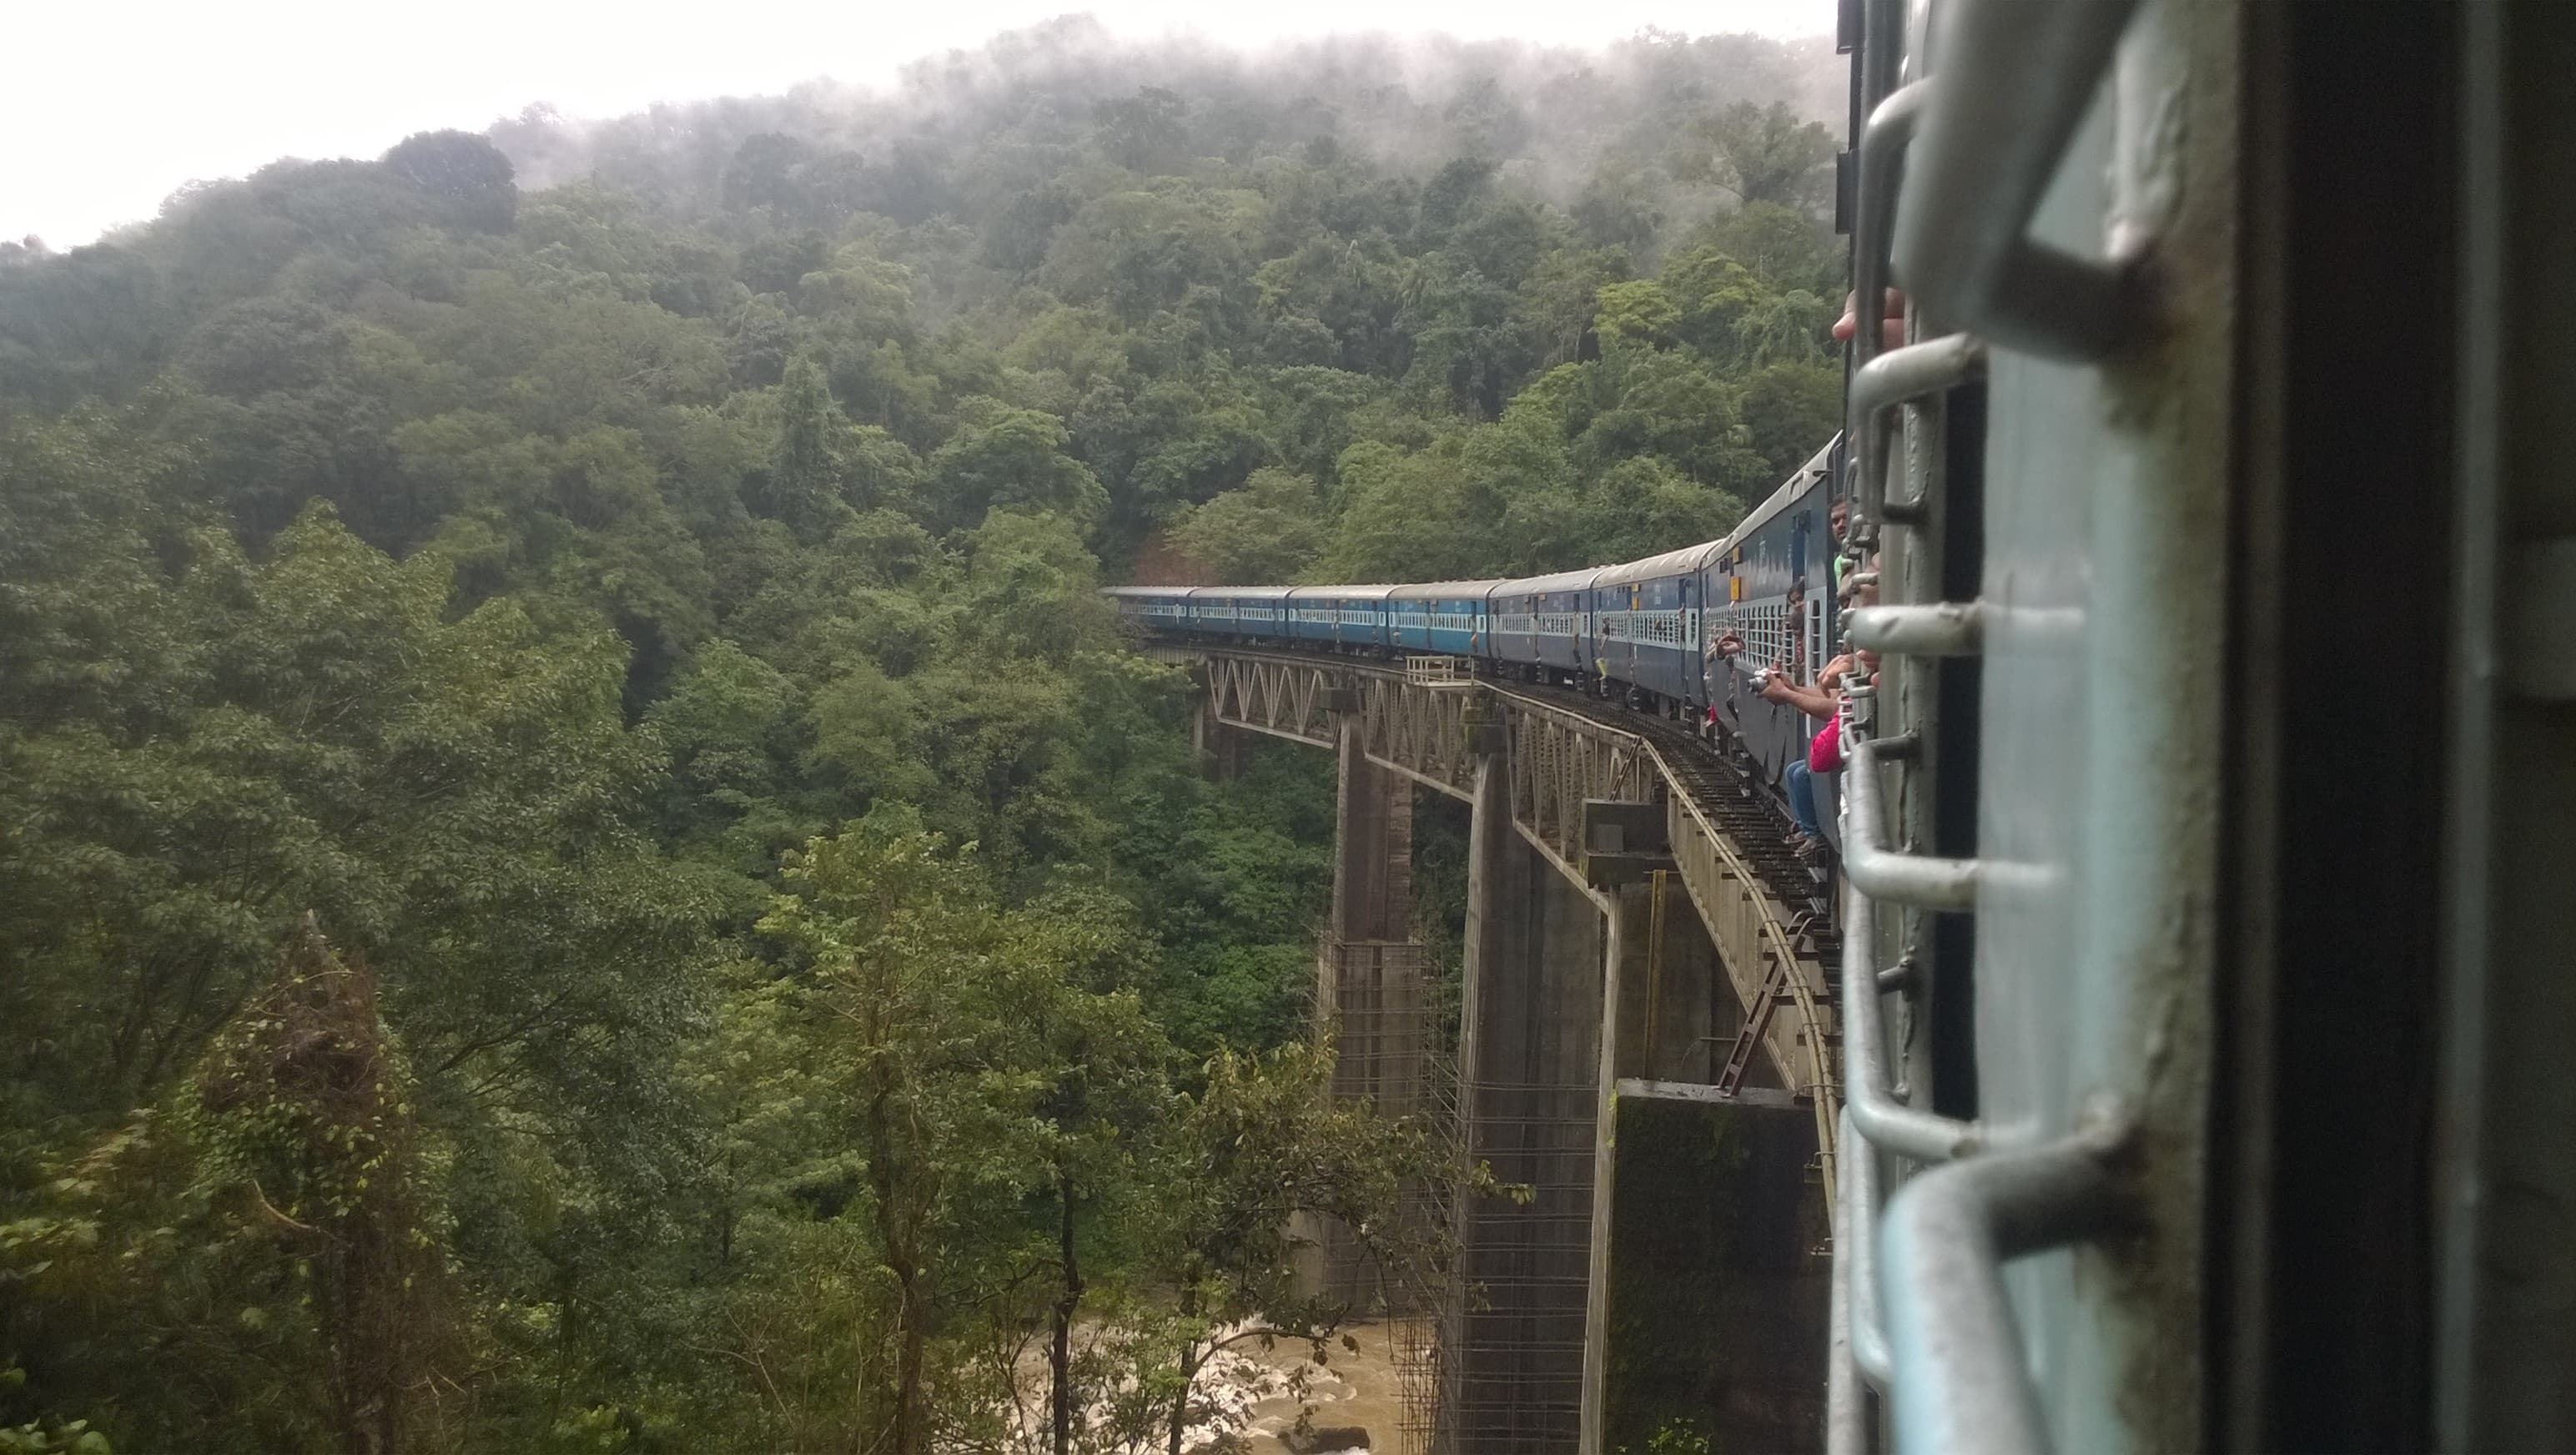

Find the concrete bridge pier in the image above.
[
  {"left": 1307, "top": 704, "right": 1427, "bottom": 1306},
  {"left": 1450, "top": 750, "right": 1605, "bottom": 1453},
  {"left": 1190, "top": 689, "right": 1246, "bottom": 780},
  {"left": 1580, "top": 803, "right": 1828, "bottom": 1453}
]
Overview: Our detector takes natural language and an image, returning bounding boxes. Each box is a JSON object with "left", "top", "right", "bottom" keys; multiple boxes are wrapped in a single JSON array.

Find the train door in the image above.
[
  {"left": 1833, "top": 0, "right": 2237, "bottom": 1450},
  {"left": 1681, "top": 574, "right": 1700, "bottom": 707}
]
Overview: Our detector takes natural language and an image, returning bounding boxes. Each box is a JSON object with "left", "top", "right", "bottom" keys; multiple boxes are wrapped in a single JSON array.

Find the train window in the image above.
[
  {"left": 1728, "top": 601, "right": 1789, "bottom": 668},
  {"left": 1804, "top": 597, "right": 1825, "bottom": 681}
]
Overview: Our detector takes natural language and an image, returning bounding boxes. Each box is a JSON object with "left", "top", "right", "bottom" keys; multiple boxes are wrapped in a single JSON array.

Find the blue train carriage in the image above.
[
  {"left": 1386, "top": 580, "right": 1501, "bottom": 659},
  {"left": 1488, "top": 566, "right": 1601, "bottom": 684},
  {"left": 1191, "top": 585, "right": 1292, "bottom": 642},
  {"left": 1702, "top": 442, "right": 1839, "bottom": 808},
  {"left": 1589, "top": 541, "right": 1724, "bottom": 713},
  {"left": 1282, "top": 586, "right": 1340, "bottom": 647},
  {"left": 1298, "top": 584, "right": 1396, "bottom": 654},
  {"left": 1104, "top": 585, "right": 1195, "bottom": 634}
]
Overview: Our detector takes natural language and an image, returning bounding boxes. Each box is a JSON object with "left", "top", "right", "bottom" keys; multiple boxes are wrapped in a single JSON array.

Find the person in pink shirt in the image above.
[{"left": 1763, "top": 651, "right": 1864, "bottom": 854}]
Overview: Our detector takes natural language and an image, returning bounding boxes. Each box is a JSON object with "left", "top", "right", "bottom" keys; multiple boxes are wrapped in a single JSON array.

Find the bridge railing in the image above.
[{"left": 1645, "top": 741, "right": 1842, "bottom": 1219}]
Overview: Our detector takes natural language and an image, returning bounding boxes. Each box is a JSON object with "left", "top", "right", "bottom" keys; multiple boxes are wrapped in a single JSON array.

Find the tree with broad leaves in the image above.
[{"left": 380, "top": 130, "right": 517, "bottom": 233}]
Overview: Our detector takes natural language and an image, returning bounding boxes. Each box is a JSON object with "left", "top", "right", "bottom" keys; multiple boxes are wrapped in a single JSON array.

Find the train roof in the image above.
[
  {"left": 1492, "top": 565, "right": 1604, "bottom": 597},
  {"left": 1592, "top": 539, "right": 1727, "bottom": 587},
  {"left": 1287, "top": 583, "right": 1401, "bottom": 601},
  {"left": 1386, "top": 579, "right": 1505, "bottom": 602},
  {"left": 1191, "top": 585, "right": 1296, "bottom": 598},
  {"left": 1717, "top": 435, "right": 1840, "bottom": 555},
  {"left": 1103, "top": 585, "right": 1199, "bottom": 597}
]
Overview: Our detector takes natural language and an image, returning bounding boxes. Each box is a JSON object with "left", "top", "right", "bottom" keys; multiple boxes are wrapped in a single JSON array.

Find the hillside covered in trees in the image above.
[{"left": 0, "top": 18, "right": 1844, "bottom": 1453}]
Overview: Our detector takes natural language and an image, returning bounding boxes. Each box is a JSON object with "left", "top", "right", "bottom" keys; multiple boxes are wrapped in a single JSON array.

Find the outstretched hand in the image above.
[{"left": 1834, "top": 288, "right": 1906, "bottom": 352}]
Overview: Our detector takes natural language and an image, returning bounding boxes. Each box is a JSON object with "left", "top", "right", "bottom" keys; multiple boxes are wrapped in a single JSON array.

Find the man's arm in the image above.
[{"left": 1759, "top": 673, "right": 1839, "bottom": 718}]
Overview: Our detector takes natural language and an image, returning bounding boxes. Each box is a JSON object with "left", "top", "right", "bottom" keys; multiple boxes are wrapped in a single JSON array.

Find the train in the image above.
[
  {"left": 1117, "top": 0, "right": 2573, "bottom": 1447},
  {"left": 1109, "top": 439, "right": 1849, "bottom": 853}
]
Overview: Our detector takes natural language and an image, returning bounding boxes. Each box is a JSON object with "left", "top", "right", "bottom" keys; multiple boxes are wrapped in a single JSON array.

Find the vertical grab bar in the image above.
[
  {"left": 1843, "top": 733, "right": 1980, "bottom": 914},
  {"left": 1851, "top": 80, "right": 1929, "bottom": 379},
  {"left": 1839, "top": 778, "right": 1982, "bottom": 1164},
  {"left": 1849, "top": 334, "right": 1987, "bottom": 531},
  {"left": 1892, "top": 0, "right": 2156, "bottom": 361},
  {"left": 1846, "top": 1109, "right": 1894, "bottom": 1390},
  {"left": 1846, "top": 81, "right": 1930, "bottom": 537}
]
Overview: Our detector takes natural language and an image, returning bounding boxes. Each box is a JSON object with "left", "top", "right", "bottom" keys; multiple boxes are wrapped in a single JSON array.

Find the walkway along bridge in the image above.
[{"left": 1152, "top": 644, "right": 1844, "bottom": 1454}]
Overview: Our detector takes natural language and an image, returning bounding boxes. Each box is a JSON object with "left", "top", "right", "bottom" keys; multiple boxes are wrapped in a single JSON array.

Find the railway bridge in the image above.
[{"left": 1153, "top": 644, "right": 1844, "bottom": 1453}]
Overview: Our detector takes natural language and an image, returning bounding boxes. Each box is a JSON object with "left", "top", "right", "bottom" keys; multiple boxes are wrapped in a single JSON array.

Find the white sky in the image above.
[{"left": 3, "top": 0, "right": 1833, "bottom": 249}]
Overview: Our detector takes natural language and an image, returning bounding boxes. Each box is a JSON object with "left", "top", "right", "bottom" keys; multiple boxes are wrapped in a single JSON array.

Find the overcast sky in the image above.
[{"left": 3, "top": 0, "right": 1832, "bottom": 249}]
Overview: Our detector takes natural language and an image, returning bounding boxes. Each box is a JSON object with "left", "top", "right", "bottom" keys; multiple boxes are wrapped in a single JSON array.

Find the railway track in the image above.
[
  {"left": 1504, "top": 677, "right": 1841, "bottom": 973},
  {"left": 1162, "top": 635, "right": 1842, "bottom": 996}
]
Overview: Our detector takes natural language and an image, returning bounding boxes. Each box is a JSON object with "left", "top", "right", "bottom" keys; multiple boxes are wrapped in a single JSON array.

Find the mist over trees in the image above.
[{"left": 0, "top": 16, "right": 1842, "bottom": 1452}]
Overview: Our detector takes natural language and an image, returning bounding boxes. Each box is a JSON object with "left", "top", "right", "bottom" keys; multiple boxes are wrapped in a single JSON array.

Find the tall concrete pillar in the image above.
[
  {"left": 1309, "top": 714, "right": 1425, "bottom": 1306},
  {"left": 1190, "top": 692, "right": 1245, "bottom": 780},
  {"left": 1581, "top": 823, "right": 1824, "bottom": 1453},
  {"left": 1452, "top": 751, "right": 1604, "bottom": 1453},
  {"left": 1582, "top": 872, "right": 1735, "bottom": 1454},
  {"left": 1601, "top": 873, "right": 1734, "bottom": 1086},
  {"left": 1331, "top": 718, "right": 1412, "bottom": 944}
]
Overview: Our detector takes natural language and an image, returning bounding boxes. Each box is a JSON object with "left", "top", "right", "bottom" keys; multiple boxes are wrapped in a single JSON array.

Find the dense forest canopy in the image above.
[{"left": 0, "top": 18, "right": 1842, "bottom": 1453}]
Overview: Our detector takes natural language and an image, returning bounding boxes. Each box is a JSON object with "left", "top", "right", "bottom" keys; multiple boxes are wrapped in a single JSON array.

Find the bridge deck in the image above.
[{"left": 1151, "top": 642, "right": 1844, "bottom": 1221}]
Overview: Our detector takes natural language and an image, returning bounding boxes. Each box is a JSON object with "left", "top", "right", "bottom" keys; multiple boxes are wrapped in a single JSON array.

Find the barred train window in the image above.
[{"left": 1723, "top": 602, "right": 1792, "bottom": 666}]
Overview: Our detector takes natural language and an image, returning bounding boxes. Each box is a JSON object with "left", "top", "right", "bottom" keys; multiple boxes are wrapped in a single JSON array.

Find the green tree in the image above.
[
  {"left": 926, "top": 398, "right": 1108, "bottom": 532},
  {"left": 1688, "top": 101, "right": 1837, "bottom": 212},
  {"left": 381, "top": 129, "right": 518, "bottom": 233},
  {"left": 184, "top": 920, "right": 451, "bottom": 1455},
  {"left": 1137, "top": 1042, "right": 1443, "bottom": 1455},
  {"left": 1164, "top": 467, "right": 1327, "bottom": 585}
]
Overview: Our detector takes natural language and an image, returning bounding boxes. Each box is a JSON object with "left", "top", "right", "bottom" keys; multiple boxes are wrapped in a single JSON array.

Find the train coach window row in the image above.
[{"left": 1599, "top": 609, "right": 1690, "bottom": 647}]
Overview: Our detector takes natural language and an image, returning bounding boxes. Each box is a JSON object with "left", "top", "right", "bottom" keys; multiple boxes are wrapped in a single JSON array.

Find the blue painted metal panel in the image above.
[{"left": 1390, "top": 581, "right": 1499, "bottom": 657}]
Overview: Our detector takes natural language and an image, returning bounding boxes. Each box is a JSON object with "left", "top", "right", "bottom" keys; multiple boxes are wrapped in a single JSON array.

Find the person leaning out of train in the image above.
[
  {"left": 1703, "top": 627, "right": 1746, "bottom": 739},
  {"left": 1764, "top": 661, "right": 1841, "bottom": 857},
  {"left": 1765, "top": 649, "right": 1874, "bottom": 858}
]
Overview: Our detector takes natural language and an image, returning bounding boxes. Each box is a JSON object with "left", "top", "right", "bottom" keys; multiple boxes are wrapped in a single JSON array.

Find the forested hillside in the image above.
[{"left": 0, "top": 19, "right": 1842, "bottom": 1452}]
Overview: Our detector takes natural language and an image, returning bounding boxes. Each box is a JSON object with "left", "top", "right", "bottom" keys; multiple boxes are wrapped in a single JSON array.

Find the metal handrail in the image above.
[
  {"left": 1878, "top": 1115, "right": 2136, "bottom": 1455},
  {"left": 1846, "top": 1109, "right": 1893, "bottom": 1390},
  {"left": 1839, "top": 842, "right": 1983, "bottom": 1164},
  {"left": 1843, "top": 733, "right": 1980, "bottom": 913},
  {"left": 1849, "top": 334, "right": 1987, "bottom": 531},
  {"left": 1645, "top": 739, "right": 1843, "bottom": 1211},
  {"left": 1849, "top": 602, "right": 1986, "bottom": 657},
  {"left": 1827, "top": 1117, "right": 1869, "bottom": 1454},
  {"left": 1892, "top": 0, "right": 2155, "bottom": 361},
  {"left": 1850, "top": 80, "right": 1929, "bottom": 376}
]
